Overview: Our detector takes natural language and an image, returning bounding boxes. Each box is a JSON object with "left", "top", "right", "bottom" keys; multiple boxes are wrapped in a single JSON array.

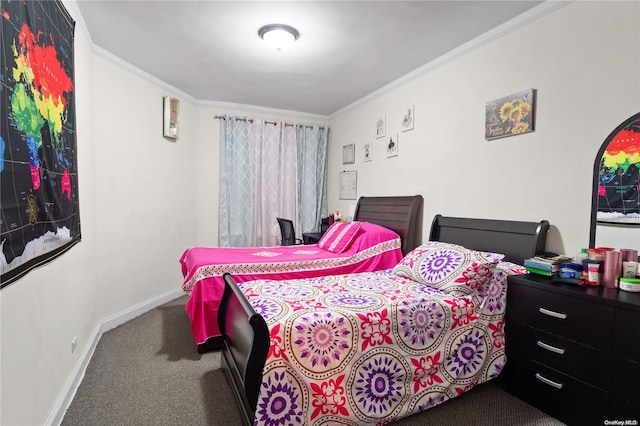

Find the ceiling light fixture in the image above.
[{"left": 258, "top": 24, "right": 299, "bottom": 51}]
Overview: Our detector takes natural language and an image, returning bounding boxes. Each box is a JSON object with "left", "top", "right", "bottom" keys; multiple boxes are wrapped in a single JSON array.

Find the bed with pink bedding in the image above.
[{"left": 180, "top": 195, "right": 423, "bottom": 351}]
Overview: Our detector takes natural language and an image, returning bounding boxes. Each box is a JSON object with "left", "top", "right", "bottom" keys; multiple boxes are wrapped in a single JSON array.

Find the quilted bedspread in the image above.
[
  {"left": 180, "top": 222, "right": 403, "bottom": 345},
  {"left": 238, "top": 263, "right": 523, "bottom": 426}
]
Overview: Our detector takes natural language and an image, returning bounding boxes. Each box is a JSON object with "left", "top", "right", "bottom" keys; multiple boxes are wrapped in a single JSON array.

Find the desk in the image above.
[{"left": 302, "top": 232, "right": 323, "bottom": 244}]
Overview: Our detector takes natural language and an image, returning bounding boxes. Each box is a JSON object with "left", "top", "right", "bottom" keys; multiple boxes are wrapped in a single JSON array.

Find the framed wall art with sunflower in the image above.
[{"left": 485, "top": 89, "right": 535, "bottom": 140}]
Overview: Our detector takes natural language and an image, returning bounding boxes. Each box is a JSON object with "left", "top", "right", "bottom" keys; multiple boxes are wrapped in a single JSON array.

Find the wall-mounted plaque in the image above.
[{"left": 339, "top": 171, "right": 357, "bottom": 200}]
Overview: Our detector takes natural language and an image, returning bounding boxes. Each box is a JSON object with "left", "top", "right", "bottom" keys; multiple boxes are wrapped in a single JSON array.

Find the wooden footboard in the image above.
[{"left": 218, "top": 273, "right": 269, "bottom": 426}]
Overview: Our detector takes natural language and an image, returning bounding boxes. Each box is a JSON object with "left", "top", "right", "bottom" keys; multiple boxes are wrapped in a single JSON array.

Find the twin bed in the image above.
[
  {"left": 217, "top": 214, "right": 549, "bottom": 425},
  {"left": 180, "top": 195, "right": 424, "bottom": 351}
]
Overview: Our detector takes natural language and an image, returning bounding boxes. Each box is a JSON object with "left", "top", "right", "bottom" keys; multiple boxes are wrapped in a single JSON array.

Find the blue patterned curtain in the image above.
[
  {"left": 218, "top": 116, "right": 254, "bottom": 247},
  {"left": 297, "top": 125, "right": 328, "bottom": 233}
]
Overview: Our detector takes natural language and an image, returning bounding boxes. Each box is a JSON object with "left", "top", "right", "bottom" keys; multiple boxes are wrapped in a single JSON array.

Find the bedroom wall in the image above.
[
  {"left": 0, "top": 3, "right": 98, "bottom": 425},
  {"left": 89, "top": 56, "right": 200, "bottom": 312},
  {"left": 0, "top": 2, "right": 203, "bottom": 424},
  {"left": 1, "top": 1, "right": 637, "bottom": 425},
  {"left": 0, "top": 5, "right": 328, "bottom": 424},
  {"left": 327, "top": 1, "right": 639, "bottom": 257}
]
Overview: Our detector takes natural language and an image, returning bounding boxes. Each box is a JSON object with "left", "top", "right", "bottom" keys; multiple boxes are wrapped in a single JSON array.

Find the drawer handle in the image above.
[
  {"left": 538, "top": 307, "right": 567, "bottom": 320},
  {"left": 537, "top": 340, "right": 566, "bottom": 355},
  {"left": 535, "top": 373, "right": 564, "bottom": 389}
]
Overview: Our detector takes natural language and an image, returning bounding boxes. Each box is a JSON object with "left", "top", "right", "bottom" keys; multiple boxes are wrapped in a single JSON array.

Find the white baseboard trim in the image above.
[
  {"left": 100, "top": 288, "right": 184, "bottom": 333},
  {"left": 45, "top": 322, "right": 101, "bottom": 426},
  {"left": 46, "top": 288, "right": 184, "bottom": 426}
]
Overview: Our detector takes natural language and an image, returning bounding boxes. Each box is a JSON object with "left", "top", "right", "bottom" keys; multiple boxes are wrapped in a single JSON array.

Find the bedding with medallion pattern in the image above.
[{"left": 237, "top": 256, "right": 525, "bottom": 426}]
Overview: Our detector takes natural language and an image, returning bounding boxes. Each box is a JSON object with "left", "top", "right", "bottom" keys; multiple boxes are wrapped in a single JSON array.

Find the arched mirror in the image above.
[{"left": 589, "top": 112, "right": 640, "bottom": 250}]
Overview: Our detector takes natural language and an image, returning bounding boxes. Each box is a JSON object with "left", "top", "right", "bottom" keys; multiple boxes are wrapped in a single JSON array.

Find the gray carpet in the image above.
[{"left": 61, "top": 295, "right": 566, "bottom": 426}]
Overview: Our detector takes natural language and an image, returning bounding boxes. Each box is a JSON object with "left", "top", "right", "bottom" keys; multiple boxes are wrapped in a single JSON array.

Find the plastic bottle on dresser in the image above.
[
  {"left": 621, "top": 249, "right": 638, "bottom": 278},
  {"left": 574, "top": 248, "right": 588, "bottom": 263},
  {"left": 574, "top": 248, "right": 589, "bottom": 280}
]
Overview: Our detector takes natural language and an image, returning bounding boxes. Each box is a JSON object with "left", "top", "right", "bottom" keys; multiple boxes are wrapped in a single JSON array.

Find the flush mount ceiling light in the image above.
[{"left": 258, "top": 24, "right": 299, "bottom": 51}]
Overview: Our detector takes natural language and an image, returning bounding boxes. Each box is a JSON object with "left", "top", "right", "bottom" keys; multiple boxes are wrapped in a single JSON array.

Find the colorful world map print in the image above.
[
  {"left": 1, "top": 0, "right": 80, "bottom": 288},
  {"left": 597, "top": 113, "right": 640, "bottom": 222}
]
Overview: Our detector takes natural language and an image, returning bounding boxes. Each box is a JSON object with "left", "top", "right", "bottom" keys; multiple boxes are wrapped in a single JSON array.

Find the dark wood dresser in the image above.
[{"left": 501, "top": 274, "right": 640, "bottom": 425}]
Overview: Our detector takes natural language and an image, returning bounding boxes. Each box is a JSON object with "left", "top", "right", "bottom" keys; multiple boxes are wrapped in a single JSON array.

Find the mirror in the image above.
[
  {"left": 163, "top": 96, "right": 180, "bottom": 140},
  {"left": 589, "top": 112, "right": 640, "bottom": 251}
]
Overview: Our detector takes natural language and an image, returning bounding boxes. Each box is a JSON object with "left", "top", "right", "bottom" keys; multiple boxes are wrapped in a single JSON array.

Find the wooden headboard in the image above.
[
  {"left": 429, "top": 214, "right": 549, "bottom": 265},
  {"left": 353, "top": 195, "right": 423, "bottom": 255}
]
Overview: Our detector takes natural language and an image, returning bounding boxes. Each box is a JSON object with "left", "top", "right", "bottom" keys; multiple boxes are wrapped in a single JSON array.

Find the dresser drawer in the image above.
[
  {"left": 611, "top": 356, "right": 640, "bottom": 402},
  {"left": 614, "top": 308, "right": 640, "bottom": 361},
  {"left": 507, "top": 323, "right": 610, "bottom": 390},
  {"left": 511, "top": 360, "right": 608, "bottom": 425},
  {"left": 609, "top": 394, "right": 640, "bottom": 419},
  {"left": 507, "top": 282, "right": 614, "bottom": 351},
  {"left": 505, "top": 275, "right": 640, "bottom": 424}
]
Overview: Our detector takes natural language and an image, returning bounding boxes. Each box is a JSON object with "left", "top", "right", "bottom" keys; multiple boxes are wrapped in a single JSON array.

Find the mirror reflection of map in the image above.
[
  {"left": 597, "top": 114, "right": 640, "bottom": 225},
  {"left": 1, "top": 0, "right": 81, "bottom": 288}
]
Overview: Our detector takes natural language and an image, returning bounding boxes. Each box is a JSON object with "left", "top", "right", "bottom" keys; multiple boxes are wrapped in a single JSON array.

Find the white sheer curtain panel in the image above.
[{"left": 250, "top": 120, "right": 298, "bottom": 247}]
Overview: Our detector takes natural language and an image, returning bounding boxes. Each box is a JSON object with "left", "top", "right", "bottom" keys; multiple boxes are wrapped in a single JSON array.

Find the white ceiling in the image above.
[{"left": 75, "top": 1, "right": 550, "bottom": 117}]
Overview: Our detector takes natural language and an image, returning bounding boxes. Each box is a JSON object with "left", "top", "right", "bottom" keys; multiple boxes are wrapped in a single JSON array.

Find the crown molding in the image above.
[{"left": 329, "top": 1, "right": 571, "bottom": 120}]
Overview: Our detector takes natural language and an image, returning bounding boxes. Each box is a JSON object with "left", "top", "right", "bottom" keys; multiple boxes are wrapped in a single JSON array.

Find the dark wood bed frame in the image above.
[
  {"left": 352, "top": 195, "right": 423, "bottom": 255},
  {"left": 218, "top": 212, "right": 549, "bottom": 425},
  {"left": 197, "top": 195, "right": 423, "bottom": 353},
  {"left": 429, "top": 214, "right": 549, "bottom": 265}
]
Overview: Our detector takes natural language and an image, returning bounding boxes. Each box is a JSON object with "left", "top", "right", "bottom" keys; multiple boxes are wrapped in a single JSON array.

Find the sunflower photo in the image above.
[{"left": 485, "top": 89, "right": 535, "bottom": 140}]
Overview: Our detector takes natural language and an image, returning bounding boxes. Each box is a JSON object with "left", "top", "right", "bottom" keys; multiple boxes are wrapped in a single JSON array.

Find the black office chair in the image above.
[
  {"left": 277, "top": 218, "right": 303, "bottom": 246},
  {"left": 321, "top": 216, "right": 330, "bottom": 234}
]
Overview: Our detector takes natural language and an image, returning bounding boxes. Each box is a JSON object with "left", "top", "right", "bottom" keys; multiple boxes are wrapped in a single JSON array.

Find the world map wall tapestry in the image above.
[
  {"left": 596, "top": 112, "right": 640, "bottom": 224},
  {"left": 1, "top": 0, "right": 80, "bottom": 288}
]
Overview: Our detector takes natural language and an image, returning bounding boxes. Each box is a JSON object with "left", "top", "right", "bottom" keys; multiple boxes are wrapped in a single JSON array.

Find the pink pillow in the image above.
[
  {"left": 318, "top": 221, "right": 362, "bottom": 253},
  {"left": 393, "top": 241, "right": 503, "bottom": 296}
]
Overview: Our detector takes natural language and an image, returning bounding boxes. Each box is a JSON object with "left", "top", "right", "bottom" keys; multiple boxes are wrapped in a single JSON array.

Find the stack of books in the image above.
[{"left": 524, "top": 253, "right": 571, "bottom": 277}]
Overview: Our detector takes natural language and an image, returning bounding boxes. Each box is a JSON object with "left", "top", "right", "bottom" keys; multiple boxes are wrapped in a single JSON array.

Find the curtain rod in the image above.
[
  {"left": 214, "top": 115, "right": 282, "bottom": 126},
  {"left": 214, "top": 115, "right": 326, "bottom": 129}
]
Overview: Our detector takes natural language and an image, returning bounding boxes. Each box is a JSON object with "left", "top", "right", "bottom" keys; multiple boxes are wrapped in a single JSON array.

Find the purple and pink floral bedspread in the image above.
[{"left": 238, "top": 262, "right": 523, "bottom": 425}]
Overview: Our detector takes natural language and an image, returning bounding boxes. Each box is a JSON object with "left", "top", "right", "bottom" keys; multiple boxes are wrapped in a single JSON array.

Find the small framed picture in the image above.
[
  {"left": 339, "top": 171, "right": 357, "bottom": 200},
  {"left": 343, "top": 143, "right": 355, "bottom": 164},
  {"left": 376, "top": 115, "right": 386, "bottom": 138},
  {"left": 400, "top": 105, "right": 414, "bottom": 132},
  {"left": 363, "top": 141, "right": 372, "bottom": 162},
  {"left": 386, "top": 133, "right": 398, "bottom": 158},
  {"left": 485, "top": 89, "right": 535, "bottom": 140},
  {"left": 163, "top": 96, "right": 180, "bottom": 140}
]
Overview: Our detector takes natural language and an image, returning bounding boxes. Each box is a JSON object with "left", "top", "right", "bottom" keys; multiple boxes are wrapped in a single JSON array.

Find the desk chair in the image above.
[
  {"left": 321, "top": 217, "right": 330, "bottom": 234},
  {"left": 277, "top": 218, "right": 303, "bottom": 246}
]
